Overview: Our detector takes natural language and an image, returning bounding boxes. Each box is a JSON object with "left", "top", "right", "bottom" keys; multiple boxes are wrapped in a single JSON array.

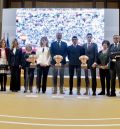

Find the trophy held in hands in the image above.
[
  {"left": 79, "top": 55, "right": 89, "bottom": 69},
  {"left": 29, "top": 54, "right": 37, "bottom": 68},
  {"left": 54, "top": 55, "right": 63, "bottom": 67}
]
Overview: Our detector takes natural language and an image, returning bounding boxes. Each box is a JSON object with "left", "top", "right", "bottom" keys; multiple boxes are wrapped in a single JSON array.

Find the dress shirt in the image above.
[{"left": 36, "top": 47, "right": 51, "bottom": 65}]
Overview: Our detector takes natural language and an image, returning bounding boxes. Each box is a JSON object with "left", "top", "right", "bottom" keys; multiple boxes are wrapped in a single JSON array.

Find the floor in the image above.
[{"left": 0, "top": 87, "right": 120, "bottom": 129}]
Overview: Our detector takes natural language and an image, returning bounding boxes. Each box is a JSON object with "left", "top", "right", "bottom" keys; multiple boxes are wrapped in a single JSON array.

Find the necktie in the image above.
[
  {"left": 114, "top": 45, "right": 118, "bottom": 51},
  {"left": 58, "top": 41, "right": 60, "bottom": 47}
]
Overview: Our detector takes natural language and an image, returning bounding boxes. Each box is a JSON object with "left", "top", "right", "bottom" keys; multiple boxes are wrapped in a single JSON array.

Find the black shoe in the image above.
[
  {"left": 110, "top": 93, "right": 116, "bottom": 97},
  {"left": 24, "top": 90, "right": 27, "bottom": 93},
  {"left": 1, "top": 87, "right": 3, "bottom": 91},
  {"left": 106, "top": 92, "right": 110, "bottom": 96},
  {"left": 69, "top": 91, "right": 73, "bottom": 95},
  {"left": 98, "top": 92, "right": 105, "bottom": 95},
  {"left": 42, "top": 91, "right": 46, "bottom": 94},
  {"left": 92, "top": 92, "right": 96, "bottom": 96}
]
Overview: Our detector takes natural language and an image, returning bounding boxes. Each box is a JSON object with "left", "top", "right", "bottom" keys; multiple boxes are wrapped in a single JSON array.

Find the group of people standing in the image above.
[{"left": 0, "top": 32, "right": 120, "bottom": 97}]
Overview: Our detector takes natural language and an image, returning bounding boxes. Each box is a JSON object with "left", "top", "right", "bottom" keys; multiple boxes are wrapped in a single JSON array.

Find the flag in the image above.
[{"left": 6, "top": 33, "right": 10, "bottom": 48}]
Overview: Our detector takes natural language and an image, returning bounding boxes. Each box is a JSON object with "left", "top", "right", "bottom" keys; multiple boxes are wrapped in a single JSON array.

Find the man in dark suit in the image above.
[
  {"left": 83, "top": 33, "right": 98, "bottom": 96},
  {"left": 109, "top": 35, "right": 120, "bottom": 96},
  {"left": 67, "top": 36, "right": 85, "bottom": 95},
  {"left": 50, "top": 32, "right": 67, "bottom": 94}
]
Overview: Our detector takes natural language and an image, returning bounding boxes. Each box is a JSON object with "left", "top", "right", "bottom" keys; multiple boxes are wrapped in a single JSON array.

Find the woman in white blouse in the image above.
[
  {"left": 36, "top": 36, "right": 51, "bottom": 93},
  {"left": 0, "top": 39, "right": 9, "bottom": 91}
]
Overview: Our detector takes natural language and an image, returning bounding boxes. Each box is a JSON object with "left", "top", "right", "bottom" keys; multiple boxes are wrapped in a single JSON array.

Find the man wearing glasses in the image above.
[{"left": 83, "top": 33, "right": 98, "bottom": 96}]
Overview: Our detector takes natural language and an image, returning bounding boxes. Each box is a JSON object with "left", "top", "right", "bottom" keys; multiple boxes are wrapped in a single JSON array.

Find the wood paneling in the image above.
[
  {"left": 3, "top": 0, "right": 120, "bottom": 8},
  {"left": 35, "top": 2, "right": 93, "bottom": 8},
  {"left": 108, "top": 2, "right": 119, "bottom": 8},
  {"left": 11, "top": 2, "right": 21, "bottom": 8},
  {"left": 96, "top": 2, "right": 104, "bottom": 8},
  {"left": 25, "top": 1, "right": 32, "bottom": 8}
]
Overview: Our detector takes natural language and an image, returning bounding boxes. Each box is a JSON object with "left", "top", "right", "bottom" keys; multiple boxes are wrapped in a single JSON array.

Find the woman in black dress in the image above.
[{"left": 9, "top": 39, "right": 22, "bottom": 92}]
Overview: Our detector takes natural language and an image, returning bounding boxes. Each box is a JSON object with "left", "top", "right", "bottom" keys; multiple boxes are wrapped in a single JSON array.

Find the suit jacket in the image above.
[
  {"left": 50, "top": 41, "right": 67, "bottom": 65},
  {"left": 67, "top": 44, "right": 85, "bottom": 66},
  {"left": 0, "top": 48, "right": 10, "bottom": 61},
  {"left": 97, "top": 50, "right": 109, "bottom": 65},
  {"left": 109, "top": 43, "right": 120, "bottom": 70},
  {"left": 8, "top": 48, "right": 22, "bottom": 67},
  {"left": 83, "top": 43, "right": 98, "bottom": 68}
]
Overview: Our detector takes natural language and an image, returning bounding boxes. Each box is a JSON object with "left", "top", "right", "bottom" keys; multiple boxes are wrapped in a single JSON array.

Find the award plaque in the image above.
[
  {"left": 54, "top": 55, "right": 63, "bottom": 67},
  {"left": 29, "top": 54, "right": 37, "bottom": 68},
  {"left": 79, "top": 55, "right": 89, "bottom": 68}
]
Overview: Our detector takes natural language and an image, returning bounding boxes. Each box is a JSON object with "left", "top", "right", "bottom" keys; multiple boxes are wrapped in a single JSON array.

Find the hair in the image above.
[
  {"left": 25, "top": 44, "right": 32, "bottom": 52},
  {"left": 11, "top": 39, "right": 19, "bottom": 49},
  {"left": 72, "top": 36, "right": 78, "bottom": 40},
  {"left": 113, "top": 34, "right": 119, "bottom": 37},
  {"left": 86, "top": 33, "right": 92, "bottom": 37},
  {"left": 40, "top": 36, "right": 49, "bottom": 47},
  {"left": 0, "top": 39, "right": 6, "bottom": 48},
  {"left": 102, "top": 40, "right": 110, "bottom": 47}
]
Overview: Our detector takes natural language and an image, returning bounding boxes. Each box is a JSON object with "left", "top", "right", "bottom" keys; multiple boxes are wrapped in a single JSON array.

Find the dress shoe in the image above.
[
  {"left": 42, "top": 91, "right": 46, "bottom": 94},
  {"left": 110, "top": 93, "right": 116, "bottom": 97},
  {"left": 106, "top": 92, "right": 110, "bottom": 96},
  {"left": 98, "top": 92, "right": 105, "bottom": 95},
  {"left": 69, "top": 91, "right": 73, "bottom": 95},
  {"left": 24, "top": 90, "right": 27, "bottom": 93},
  {"left": 92, "top": 92, "right": 96, "bottom": 96}
]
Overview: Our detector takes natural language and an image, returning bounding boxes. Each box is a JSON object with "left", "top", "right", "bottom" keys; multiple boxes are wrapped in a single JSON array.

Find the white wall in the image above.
[
  {"left": 104, "top": 9, "right": 119, "bottom": 43},
  {"left": 2, "top": 9, "right": 16, "bottom": 44}
]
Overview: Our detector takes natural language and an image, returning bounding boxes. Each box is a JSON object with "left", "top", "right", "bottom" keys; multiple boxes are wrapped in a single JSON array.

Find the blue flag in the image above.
[{"left": 6, "top": 33, "right": 10, "bottom": 48}]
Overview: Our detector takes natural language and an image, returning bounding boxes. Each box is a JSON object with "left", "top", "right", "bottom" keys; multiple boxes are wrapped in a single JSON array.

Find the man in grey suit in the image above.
[
  {"left": 83, "top": 33, "right": 98, "bottom": 96},
  {"left": 109, "top": 35, "right": 120, "bottom": 96},
  {"left": 50, "top": 32, "right": 67, "bottom": 94}
]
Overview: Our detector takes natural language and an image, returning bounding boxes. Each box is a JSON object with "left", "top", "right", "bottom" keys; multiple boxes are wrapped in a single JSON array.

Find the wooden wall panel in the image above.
[
  {"left": 36, "top": 2, "right": 93, "bottom": 8},
  {"left": 25, "top": 1, "right": 32, "bottom": 8},
  {"left": 11, "top": 2, "right": 21, "bottom": 8},
  {"left": 107, "top": 2, "right": 118, "bottom": 8},
  {"left": 96, "top": 2, "right": 104, "bottom": 8}
]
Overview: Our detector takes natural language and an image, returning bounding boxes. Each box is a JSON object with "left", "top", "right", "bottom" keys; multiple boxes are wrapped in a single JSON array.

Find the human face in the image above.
[
  {"left": 1, "top": 40, "right": 6, "bottom": 48},
  {"left": 86, "top": 35, "right": 92, "bottom": 43},
  {"left": 102, "top": 43, "right": 108, "bottom": 50},
  {"left": 13, "top": 41, "right": 18, "bottom": 48},
  {"left": 56, "top": 33, "right": 62, "bottom": 42},
  {"left": 72, "top": 38, "right": 78, "bottom": 45},
  {"left": 41, "top": 39, "right": 48, "bottom": 47},
  {"left": 113, "top": 35, "right": 119, "bottom": 44}
]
